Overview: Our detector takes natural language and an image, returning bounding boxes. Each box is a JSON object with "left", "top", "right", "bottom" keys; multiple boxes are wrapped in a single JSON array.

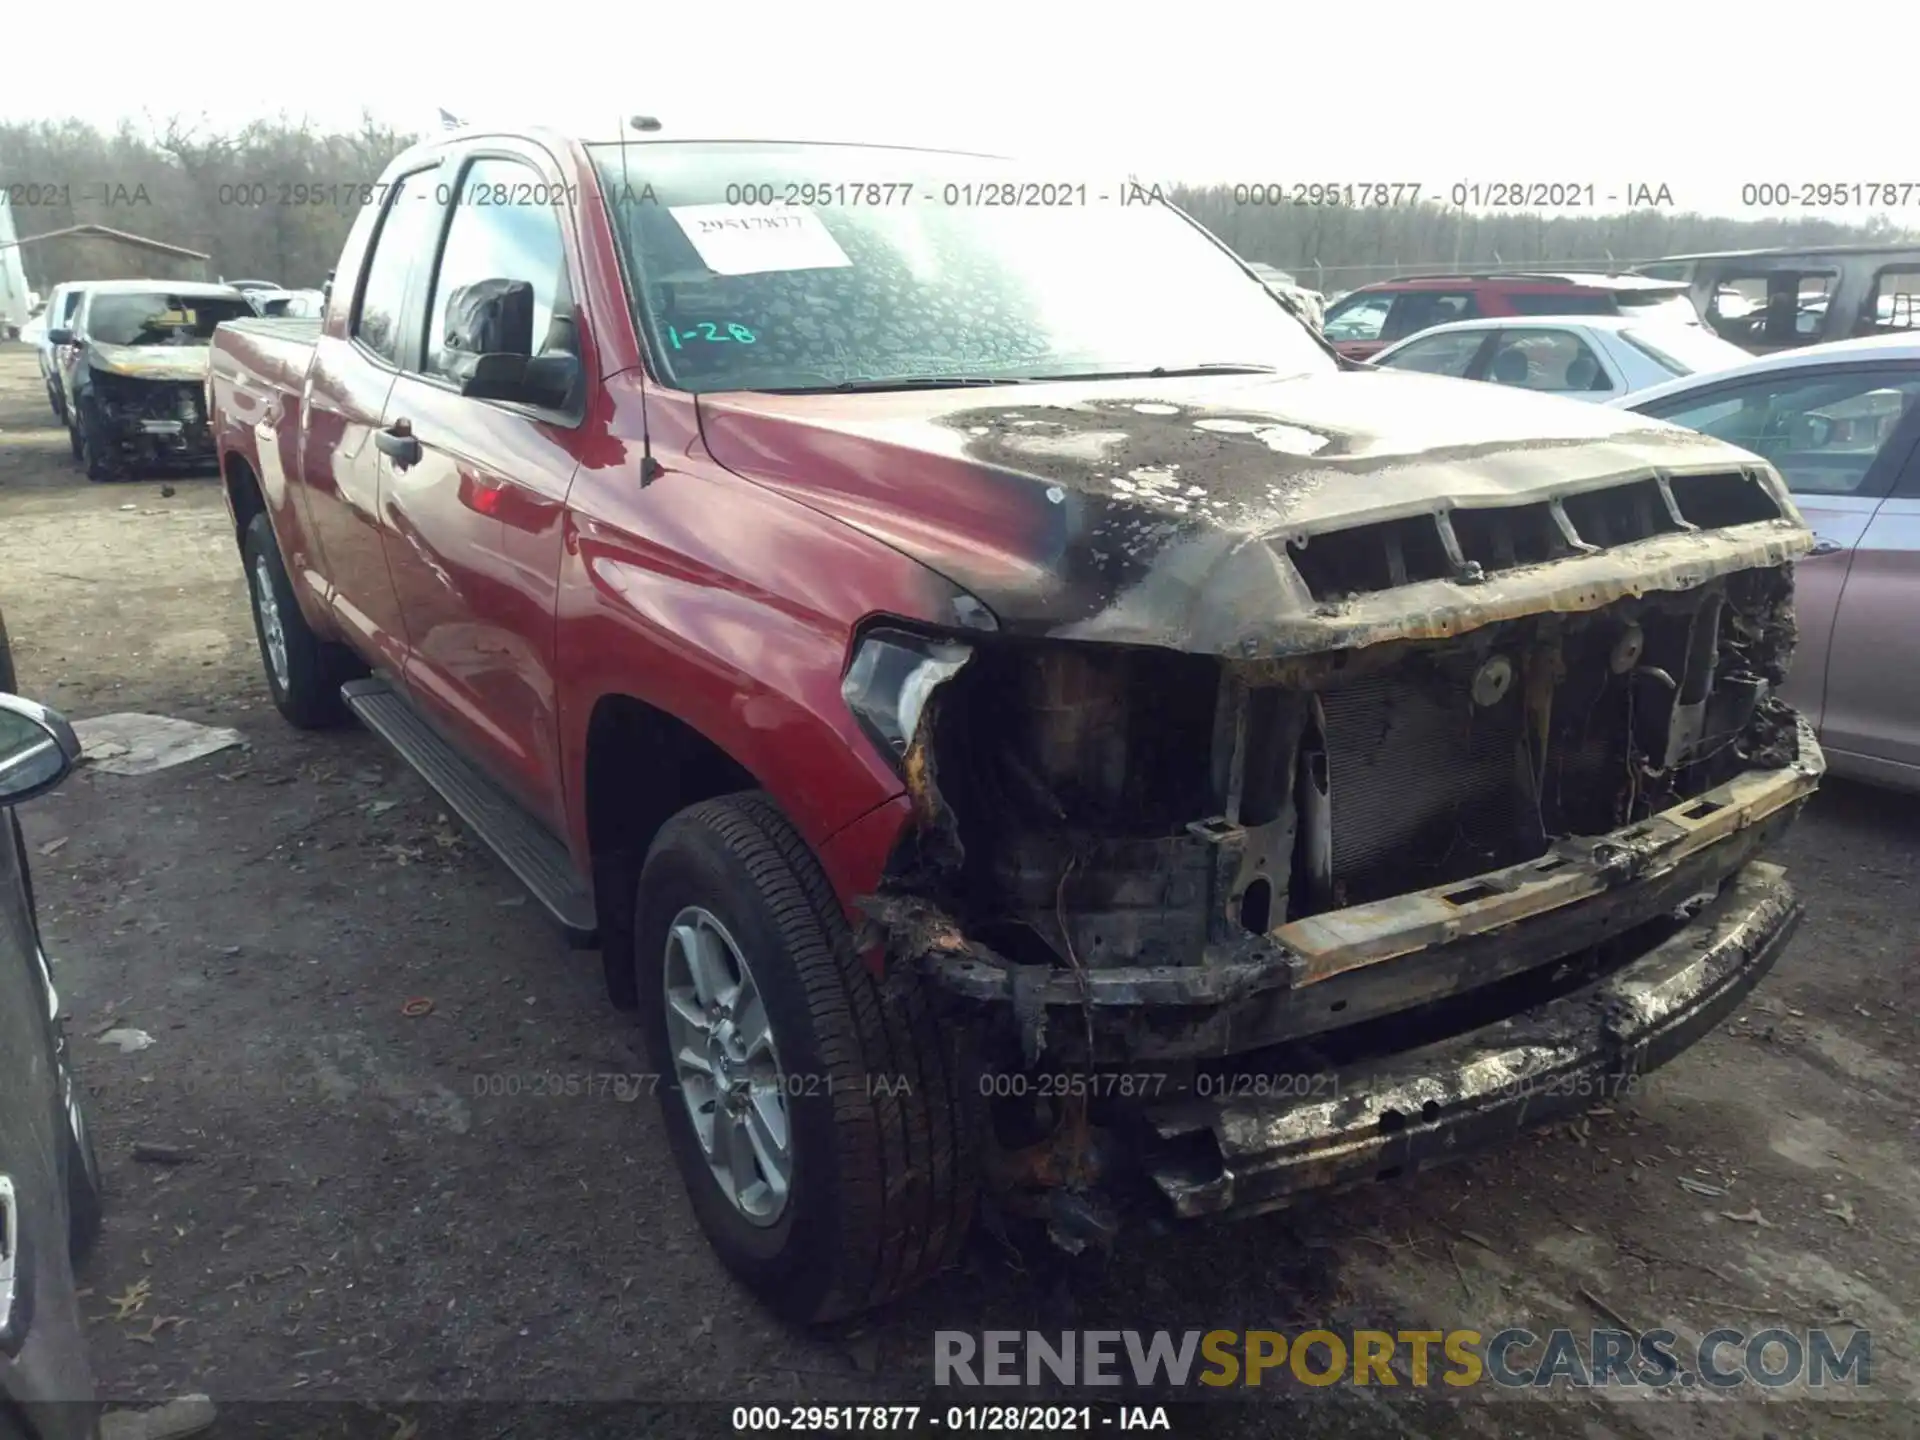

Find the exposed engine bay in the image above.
[
  {"left": 82, "top": 367, "right": 216, "bottom": 466},
  {"left": 851, "top": 465, "right": 1821, "bottom": 1244},
  {"left": 890, "top": 562, "right": 1799, "bottom": 970}
]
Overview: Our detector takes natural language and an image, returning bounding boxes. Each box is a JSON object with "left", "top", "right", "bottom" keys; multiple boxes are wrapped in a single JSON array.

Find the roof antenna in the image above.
[{"left": 618, "top": 115, "right": 665, "bottom": 486}]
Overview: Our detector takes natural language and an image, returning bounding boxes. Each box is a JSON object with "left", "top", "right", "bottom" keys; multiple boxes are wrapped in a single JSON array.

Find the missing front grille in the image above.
[
  {"left": 1288, "top": 516, "right": 1452, "bottom": 600},
  {"left": 1562, "top": 479, "right": 1683, "bottom": 549},
  {"left": 1668, "top": 472, "right": 1782, "bottom": 528},
  {"left": 1451, "top": 502, "right": 1566, "bottom": 571}
]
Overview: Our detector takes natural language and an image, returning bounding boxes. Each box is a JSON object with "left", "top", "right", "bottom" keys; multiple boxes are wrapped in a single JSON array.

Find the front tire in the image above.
[
  {"left": 77, "top": 395, "right": 129, "bottom": 482},
  {"left": 242, "top": 511, "right": 354, "bottom": 729},
  {"left": 636, "top": 793, "right": 977, "bottom": 1321}
]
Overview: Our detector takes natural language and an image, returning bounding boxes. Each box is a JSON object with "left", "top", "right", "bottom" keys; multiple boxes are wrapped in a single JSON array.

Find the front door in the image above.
[{"left": 1632, "top": 360, "right": 1920, "bottom": 731}]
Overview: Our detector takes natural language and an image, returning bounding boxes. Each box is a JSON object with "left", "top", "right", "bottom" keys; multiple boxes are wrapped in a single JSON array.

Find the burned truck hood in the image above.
[
  {"left": 696, "top": 370, "right": 1813, "bottom": 656},
  {"left": 85, "top": 342, "right": 211, "bottom": 383}
]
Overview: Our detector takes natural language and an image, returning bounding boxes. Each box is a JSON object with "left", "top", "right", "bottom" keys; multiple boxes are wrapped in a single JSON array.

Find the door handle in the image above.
[
  {"left": 0, "top": 1174, "right": 28, "bottom": 1358},
  {"left": 375, "top": 418, "right": 422, "bottom": 470},
  {"left": 1808, "top": 536, "right": 1845, "bottom": 556}
]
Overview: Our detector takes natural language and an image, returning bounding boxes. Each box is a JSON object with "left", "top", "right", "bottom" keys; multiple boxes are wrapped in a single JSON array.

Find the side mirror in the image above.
[
  {"left": 443, "top": 279, "right": 576, "bottom": 409},
  {"left": 0, "top": 696, "right": 81, "bottom": 805},
  {"left": 444, "top": 278, "right": 535, "bottom": 359},
  {"left": 47, "top": 327, "right": 73, "bottom": 346},
  {"left": 458, "top": 351, "right": 579, "bottom": 409}
]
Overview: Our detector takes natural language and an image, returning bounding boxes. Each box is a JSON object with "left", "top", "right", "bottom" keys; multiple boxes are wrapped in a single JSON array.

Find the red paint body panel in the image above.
[{"left": 209, "top": 129, "right": 967, "bottom": 931}]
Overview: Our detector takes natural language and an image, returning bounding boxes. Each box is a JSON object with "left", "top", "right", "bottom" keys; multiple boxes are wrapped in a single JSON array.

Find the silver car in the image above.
[
  {"left": 1372, "top": 315, "right": 1752, "bottom": 400},
  {"left": 1615, "top": 333, "right": 1920, "bottom": 791}
]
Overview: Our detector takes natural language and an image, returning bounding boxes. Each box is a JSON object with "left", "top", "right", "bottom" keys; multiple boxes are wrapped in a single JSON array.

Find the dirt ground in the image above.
[{"left": 1, "top": 344, "right": 1915, "bottom": 1438}]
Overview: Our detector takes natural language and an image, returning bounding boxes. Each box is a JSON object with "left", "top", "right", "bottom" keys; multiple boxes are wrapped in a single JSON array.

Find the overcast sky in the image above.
[{"left": 5, "top": 0, "right": 1914, "bottom": 222}]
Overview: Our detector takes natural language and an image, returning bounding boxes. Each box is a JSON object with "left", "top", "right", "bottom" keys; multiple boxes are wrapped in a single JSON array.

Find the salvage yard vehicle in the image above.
[
  {"left": 0, "top": 607, "right": 104, "bottom": 1440},
  {"left": 1320, "top": 272, "right": 1698, "bottom": 360},
  {"left": 48, "top": 280, "right": 255, "bottom": 483},
  {"left": 1635, "top": 246, "right": 1920, "bottom": 354},
  {"left": 1616, "top": 333, "right": 1920, "bottom": 792},
  {"left": 209, "top": 126, "right": 1824, "bottom": 1322},
  {"left": 31, "top": 285, "right": 87, "bottom": 424},
  {"left": 1373, "top": 315, "right": 1750, "bottom": 399}
]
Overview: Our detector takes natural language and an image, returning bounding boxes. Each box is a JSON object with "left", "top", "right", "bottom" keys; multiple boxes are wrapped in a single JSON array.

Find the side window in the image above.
[
  {"left": 57, "top": 289, "right": 82, "bottom": 325},
  {"left": 352, "top": 169, "right": 441, "bottom": 364},
  {"left": 1485, "top": 330, "right": 1610, "bottom": 392},
  {"left": 1380, "top": 291, "right": 1479, "bottom": 343},
  {"left": 1378, "top": 330, "right": 1486, "bottom": 377},
  {"left": 424, "top": 157, "right": 573, "bottom": 384},
  {"left": 1639, "top": 367, "right": 1920, "bottom": 497},
  {"left": 1857, "top": 266, "right": 1920, "bottom": 335},
  {"left": 1322, "top": 293, "right": 1392, "bottom": 342},
  {"left": 1708, "top": 271, "right": 1836, "bottom": 347}
]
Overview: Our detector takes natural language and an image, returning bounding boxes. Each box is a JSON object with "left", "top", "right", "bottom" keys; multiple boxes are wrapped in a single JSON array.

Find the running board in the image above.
[{"left": 341, "top": 678, "right": 598, "bottom": 945}]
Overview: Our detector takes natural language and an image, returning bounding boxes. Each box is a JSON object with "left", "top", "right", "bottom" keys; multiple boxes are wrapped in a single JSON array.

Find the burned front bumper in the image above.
[
  {"left": 1144, "top": 860, "right": 1799, "bottom": 1219},
  {"left": 872, "top": 721, "right": 1819, "bottom": 1229},
  {"left": 892, "top": 722, "right": 1820, "bottom": 1067}
]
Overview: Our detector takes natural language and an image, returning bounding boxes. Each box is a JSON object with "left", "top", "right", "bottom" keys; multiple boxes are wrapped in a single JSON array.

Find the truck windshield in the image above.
[
  {"left": 86, "top": 293, "right": 256, "bottom": 347},
  {"left": 587, "top": 142, "right": 1332, "bottom": 393}
]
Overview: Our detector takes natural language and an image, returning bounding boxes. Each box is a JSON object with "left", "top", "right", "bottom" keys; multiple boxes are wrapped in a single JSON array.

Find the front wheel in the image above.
[
  {"left": 241, "top": 511, "right": 355, "bottom": 728},
  {"left": 636, "top": 792, "right": 978, "bottom": 1321},
  {"left": 77, "top": 395, "right": 129, "bottom": 482}
]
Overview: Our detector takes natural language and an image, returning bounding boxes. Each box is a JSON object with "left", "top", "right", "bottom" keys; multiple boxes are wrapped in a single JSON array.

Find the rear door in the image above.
[
  {"left": 377, "top": 145, "right": 586, "bottom": 828},
  {"left": 1632, "top": 361, "right": 1920, "bottom": 731},
  {"left": 300, "top": 165, "right": 446, "bottom": 674},
  {"left": 1819, "top": 410, "right": 1920, "bottom": 780}
]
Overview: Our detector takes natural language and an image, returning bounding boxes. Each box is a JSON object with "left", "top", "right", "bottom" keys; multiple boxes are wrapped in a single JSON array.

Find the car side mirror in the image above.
[
  {"left": 443, "top": 279, "right": 577, "bottom": 409},
  {"left": 0, "top": 696, "right": 81, "bottom": 805},
  {"left": 47, "top": 327, "right": 73, "bottom": 346}
]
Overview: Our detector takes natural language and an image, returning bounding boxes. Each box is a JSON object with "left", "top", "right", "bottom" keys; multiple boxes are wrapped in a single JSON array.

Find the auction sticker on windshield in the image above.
[{"left": 668, "top": 203, "right": 852, "bottom": 276}]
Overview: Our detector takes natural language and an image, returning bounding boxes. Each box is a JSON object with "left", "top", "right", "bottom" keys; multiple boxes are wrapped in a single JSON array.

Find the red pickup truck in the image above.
[{"left": 208, "top": 127, "right": 1823, "bottom": 1321}]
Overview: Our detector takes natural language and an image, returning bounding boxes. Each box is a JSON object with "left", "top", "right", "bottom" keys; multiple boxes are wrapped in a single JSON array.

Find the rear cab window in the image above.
[{"left": 351, "top": 169, "right": 444, "bottom": 364}]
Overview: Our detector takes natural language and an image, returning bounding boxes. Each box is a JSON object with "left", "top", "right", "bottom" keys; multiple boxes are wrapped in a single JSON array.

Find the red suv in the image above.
[{"left": 1322, "top": 272, "right": 1697, "bottom": 360}]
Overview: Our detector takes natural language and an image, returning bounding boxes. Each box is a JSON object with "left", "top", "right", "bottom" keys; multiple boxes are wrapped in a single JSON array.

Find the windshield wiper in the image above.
[
  {"left": 1019, "top": 363, "right": 1282, "bottom": 382},
  {"left": 770, "top": 375, "right": 1033, "bottom": 394}
]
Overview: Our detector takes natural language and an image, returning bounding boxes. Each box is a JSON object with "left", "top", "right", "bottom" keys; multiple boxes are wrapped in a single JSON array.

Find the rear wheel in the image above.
[
  {"left": 636, "top": 792, "right": 977, "bottom": 1321},
  {"left": 241, "top": 511, "right": 356, "bottom": 728}
]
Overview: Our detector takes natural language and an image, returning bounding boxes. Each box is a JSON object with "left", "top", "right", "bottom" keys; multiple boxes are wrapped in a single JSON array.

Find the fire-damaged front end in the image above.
[
  {"left": 841, "top": 388, "right": 1822, "bottom": 1249},
  {"left": 73, "top": 345, "right": 218, "bottom": 469}
]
